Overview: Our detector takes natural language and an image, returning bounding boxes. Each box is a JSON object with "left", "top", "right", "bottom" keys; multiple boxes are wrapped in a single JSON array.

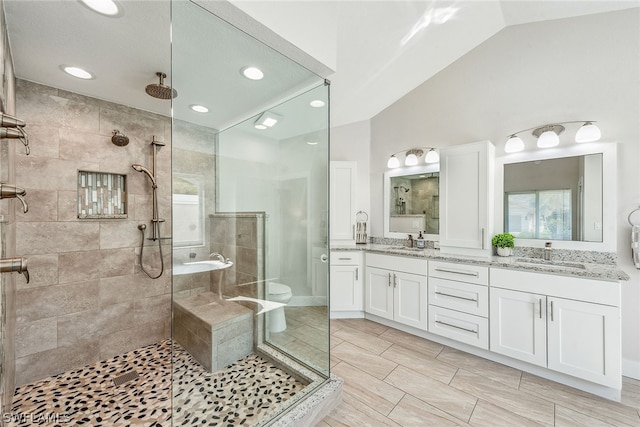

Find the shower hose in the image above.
[{"left": 137, "top": 187, "right": 165, "bottom": 279}]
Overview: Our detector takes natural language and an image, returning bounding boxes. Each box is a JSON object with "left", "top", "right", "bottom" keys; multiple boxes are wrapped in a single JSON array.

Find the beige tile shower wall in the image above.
[
  {"left": 209, "top": 213, "right": 265, "bottom": 299},
  {"left": 13, "top": 79, "right": 172, "bottom": 386},
  {"left": 171, "top": 119, "right": 217, "bottom": 300},
  {"left": 0, "top": 0, "right": 18, "bottom": 413}
]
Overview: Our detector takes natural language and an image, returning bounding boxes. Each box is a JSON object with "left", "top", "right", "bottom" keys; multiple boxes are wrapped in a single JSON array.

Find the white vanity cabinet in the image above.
[
  {"left": 330, "top": 161, "right": 357, "bottom": 244},
  {"left": 490, "top": 268, "right": 621, "bottom": 388},
  {"left": 439, "top": 140, "right": 494, "bottom": 256},
  {"left": 428, "top": 260, "right": 489, "bottom": 349},
  {"left": 329, "top": 251, "right": 363, "bottom": 318},
  {"left": 365, "top": 253, "right": 428, "bottom": 329}
]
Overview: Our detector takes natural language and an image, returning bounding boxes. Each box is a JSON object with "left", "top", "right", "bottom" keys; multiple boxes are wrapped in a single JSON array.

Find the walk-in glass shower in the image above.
[{"left": 170, "top": 2, "right": 330, "bottom": 424}]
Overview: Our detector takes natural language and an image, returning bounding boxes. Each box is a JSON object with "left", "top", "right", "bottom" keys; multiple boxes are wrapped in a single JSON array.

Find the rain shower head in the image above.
[
  {"left": 111, "top": 129, "right": 129, "bottom": 146},
  {"left": 145, "top": 72, "right": 177, "bottom": 100},
  {"left": 132, "top": 164, "right": 156, "bottom": 186}
]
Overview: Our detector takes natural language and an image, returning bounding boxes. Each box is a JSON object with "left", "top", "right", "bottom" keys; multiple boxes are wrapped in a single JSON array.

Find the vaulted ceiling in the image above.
[{"left": 4, "top": 0, "right": 637, "bottom": 134}]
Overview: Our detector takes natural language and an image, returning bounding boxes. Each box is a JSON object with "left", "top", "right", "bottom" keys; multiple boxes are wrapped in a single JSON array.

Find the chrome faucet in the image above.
[
  {"left": 0, "top": 183, "right": 28, "bottom": 213},
  {"left": 544, "top": 242, "right": 552, "bottom": 261},
  {"left": 0, "top": 257, "right": 29, "bottom": 283},
  {"left": 209, "top": 252, "right": 231, "bottom": 263}
]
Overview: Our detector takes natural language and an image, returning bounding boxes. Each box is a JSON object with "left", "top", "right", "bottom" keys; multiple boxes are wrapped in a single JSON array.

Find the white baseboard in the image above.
[
  {"left": 623, "top": 358, "right": 640, "bottom": 380},
  {"left": 289, "top": 296, "right": 327, "bottom": 306},
  {"left": 330, "top": 311, "right": 365, "bottom": 319}
]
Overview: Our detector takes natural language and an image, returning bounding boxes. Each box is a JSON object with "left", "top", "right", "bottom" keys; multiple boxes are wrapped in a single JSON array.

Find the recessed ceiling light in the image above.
[
  {"left": 307, "top": 141, "right": 318, "bottom": 145},
  {"left": 254, "top": 111, "right": 282, "bottom": 130},
  {"left": 189, "top": 104, "right": 209, "bottom": 113},
  {"left": 241, "top": 66, "right": 264, "bottom": 80},
  {"left": 79, "top": 0, "right": 122, "bottom": 17},
  {"left": 309, "top": 100, "right": 325, "bottom": 108},
  {"left": 61, "top": 65, "right": 94, "bottom": 80}
]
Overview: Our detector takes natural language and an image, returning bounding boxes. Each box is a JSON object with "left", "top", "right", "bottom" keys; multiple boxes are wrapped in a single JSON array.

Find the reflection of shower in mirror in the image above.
[{"left": 394, "top": 186, "right": 410, "bottom": 214}]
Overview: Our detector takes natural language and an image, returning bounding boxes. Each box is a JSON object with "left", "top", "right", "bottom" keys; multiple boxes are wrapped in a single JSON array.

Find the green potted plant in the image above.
[{"left": 492, "top": 232, "right": 515, "bottom": 257}]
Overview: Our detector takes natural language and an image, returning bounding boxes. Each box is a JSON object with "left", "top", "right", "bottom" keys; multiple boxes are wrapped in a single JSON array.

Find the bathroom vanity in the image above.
[{"left": 329, "top": 245, "right": 627, "bottom": 400}]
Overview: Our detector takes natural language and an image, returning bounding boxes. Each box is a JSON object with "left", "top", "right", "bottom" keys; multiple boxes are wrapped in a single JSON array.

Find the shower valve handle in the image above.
[
  {"left": 0, "top": 257, "right": 29, "bottom": 283},
  {"left": 0, "top": 183, "right": 28, "bottom": 213}
]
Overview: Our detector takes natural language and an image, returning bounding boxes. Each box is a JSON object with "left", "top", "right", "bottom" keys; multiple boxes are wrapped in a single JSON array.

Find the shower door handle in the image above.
[{"left": 320, "top": 254, "right": 328, "bottom": 263}]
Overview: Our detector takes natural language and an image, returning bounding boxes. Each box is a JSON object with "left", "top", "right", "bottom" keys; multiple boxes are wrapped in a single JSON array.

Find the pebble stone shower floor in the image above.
[{"left": 6, "top": 339, "right": 306, "bottom": 426}]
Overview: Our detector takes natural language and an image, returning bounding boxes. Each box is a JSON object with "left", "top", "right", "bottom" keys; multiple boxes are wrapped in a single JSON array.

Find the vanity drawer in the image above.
[
  {"left": 331, "top": 251, "right": 362, "bottom": 265},
  {"left": 429, "top": 260, "right": 488, "bottom": 286},
  {"left": 366, "top": 253, "right": 426, "bottom": 275},
  {"left": 429, "top": 277, "right": 488, "bottom": 317},
  {"left": 428, "top": 305, "right": 488, "bottom": 349}
]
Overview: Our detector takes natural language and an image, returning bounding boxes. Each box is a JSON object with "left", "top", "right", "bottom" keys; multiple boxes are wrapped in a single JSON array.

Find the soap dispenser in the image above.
[{"left": 416, "top": 231, "right": 425, "bottom": 249}]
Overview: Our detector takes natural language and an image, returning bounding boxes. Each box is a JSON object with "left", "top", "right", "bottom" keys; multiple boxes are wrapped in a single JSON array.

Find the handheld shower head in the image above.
[{"left": 132, "top": 164, "right": 156, "bottom": 186}]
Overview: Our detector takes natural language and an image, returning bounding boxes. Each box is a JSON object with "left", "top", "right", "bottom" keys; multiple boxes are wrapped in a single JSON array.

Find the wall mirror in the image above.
[
  {"left": 495, "top": 143, "right": 616, "bottom": 252},
  {"left": 383, "top": 164, "right": 439, "bottom": 239},
  {"left": 504, "top": 154, "right": 603, "bottom": 242}
]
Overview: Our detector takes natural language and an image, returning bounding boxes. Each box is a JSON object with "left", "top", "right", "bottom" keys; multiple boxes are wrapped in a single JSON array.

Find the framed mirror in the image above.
[
  {"left": 383, "top": 164, "right": 439, "bottom": 240},
  {"left": 495, "top": 142, "right": 617, "bottom": 252}
]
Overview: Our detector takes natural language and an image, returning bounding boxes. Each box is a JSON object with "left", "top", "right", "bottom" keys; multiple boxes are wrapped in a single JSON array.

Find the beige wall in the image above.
[{"left": 13, "top": 79, "right": 173, "bottom": 385}]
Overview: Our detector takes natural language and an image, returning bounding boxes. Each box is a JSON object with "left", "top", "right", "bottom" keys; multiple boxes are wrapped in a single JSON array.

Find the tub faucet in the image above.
[
  {"left": 544, "top": 242, "right": 552, "bottom": 261},
  {"left": 209, "top": 252, "right": 230, "bottom": 263}
]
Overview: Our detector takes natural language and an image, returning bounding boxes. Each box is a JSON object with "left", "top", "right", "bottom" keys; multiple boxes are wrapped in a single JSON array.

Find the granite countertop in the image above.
[{"left": 331, "top": 244, "right": 630, "bottom": 282}]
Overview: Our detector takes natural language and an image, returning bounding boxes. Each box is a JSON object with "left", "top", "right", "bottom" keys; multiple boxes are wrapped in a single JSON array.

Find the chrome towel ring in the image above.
[{"left": 628, "top": 207, "right": 640, "bottom": 226}]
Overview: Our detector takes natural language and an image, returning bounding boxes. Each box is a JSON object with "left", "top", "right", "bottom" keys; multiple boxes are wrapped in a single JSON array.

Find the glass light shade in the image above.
[
  {"left": 405, "top": 153, "right": 419, "bottom": 166},
  {"left": 537, "top": 130, "right": 559, "bottom": 148},
  {"left": 504, "top": 135, "right": 524, "bottom": 153},
  {"left": 387, "top": 155, "right": 400, "bottom": 168},
  {"left": 425, "top": 149, "right": 439, "bottom": 163},
  {"left": 575, "top": 122, "right": 601, "bottom": 143}
]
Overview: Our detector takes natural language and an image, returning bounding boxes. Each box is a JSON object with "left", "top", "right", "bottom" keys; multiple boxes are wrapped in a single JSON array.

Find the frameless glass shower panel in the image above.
[
  {"left": 217, "top": 83, "right": 330, "bottom": 375},
  {"left": 171, "top": 1, "right": 329, "bottom": 424}
]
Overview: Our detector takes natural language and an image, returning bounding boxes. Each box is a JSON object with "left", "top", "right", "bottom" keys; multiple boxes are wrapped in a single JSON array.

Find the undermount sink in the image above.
[
  {"left": 514, "top": 258, "right": 586, "bottom": 270},
  {"left": 173, "top": 260, "right": 234, "bottom": 276},
  {"left": 387, "top": 245, "right": 424, "bottom": 251}
]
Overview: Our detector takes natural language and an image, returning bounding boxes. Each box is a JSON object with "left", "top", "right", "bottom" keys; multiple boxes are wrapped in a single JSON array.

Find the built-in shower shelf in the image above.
[{"left": 77, "top": 171, "right": 127, "bottom": 219}]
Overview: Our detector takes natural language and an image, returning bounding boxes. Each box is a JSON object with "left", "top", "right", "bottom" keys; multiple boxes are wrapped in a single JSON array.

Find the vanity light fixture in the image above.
[
  {"left": 254, "top": 111, "right": 282, "bottom": 130},
  {"left": 61, "top": 65, "right": 94, "bottom": 80},
  {"left": 241, "top": 66, "right": 264, "bottom": 80},
  {"left": 386, "top": 147, "right": 439, "bottom": 168},
  {"left": 189, "top": 104, "right": 209, "bottom": 113},
  {"left": 504, "top": 121, "right": 601, "bottom": 153}
]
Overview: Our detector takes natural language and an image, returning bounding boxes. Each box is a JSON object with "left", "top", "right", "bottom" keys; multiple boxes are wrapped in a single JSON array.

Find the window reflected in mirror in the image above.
[
  {"left": 173, "top": 173, "right": 205, "bottom": 246},
  {"left": 504, "top": 154, "right": 602, "bottom": 242}
]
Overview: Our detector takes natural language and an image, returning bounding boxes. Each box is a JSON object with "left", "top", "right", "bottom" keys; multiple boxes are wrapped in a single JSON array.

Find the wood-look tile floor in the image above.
[{"left": 321, "top": 318, "right": 640, "bottom": 427}]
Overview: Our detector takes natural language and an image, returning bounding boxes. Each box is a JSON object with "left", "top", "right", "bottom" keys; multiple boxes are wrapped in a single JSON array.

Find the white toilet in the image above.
[{"left": 267, "top": 282, "right": 293, "bottom": 333}]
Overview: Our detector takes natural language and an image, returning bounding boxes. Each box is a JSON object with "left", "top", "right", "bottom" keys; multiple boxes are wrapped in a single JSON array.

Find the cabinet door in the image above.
[
  {"left": 365, "top": 267, "right": 394, "bottom": 320},
  {"left": 439, "top": 141, "right": 494, "bottom": 253},
  {"left": 547, "top": 297, "right": 621, "bottom": 388},
  {"left": 330, "top": 265, "right": 362, "bottom": 311},
  {"left": 490, "top": 288, "right": 547, "bottom": 367},
  {"left": 393, "top": 271, "right": 428, "bottom": 329},
  {"left": 330, "top": 161, "right": 357, "bottom": 242}
]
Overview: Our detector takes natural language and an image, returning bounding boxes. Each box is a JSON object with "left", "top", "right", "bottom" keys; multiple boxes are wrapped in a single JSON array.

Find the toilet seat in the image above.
[{"left": 268, "top": 282, "right": 291, "bottom": 296}]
